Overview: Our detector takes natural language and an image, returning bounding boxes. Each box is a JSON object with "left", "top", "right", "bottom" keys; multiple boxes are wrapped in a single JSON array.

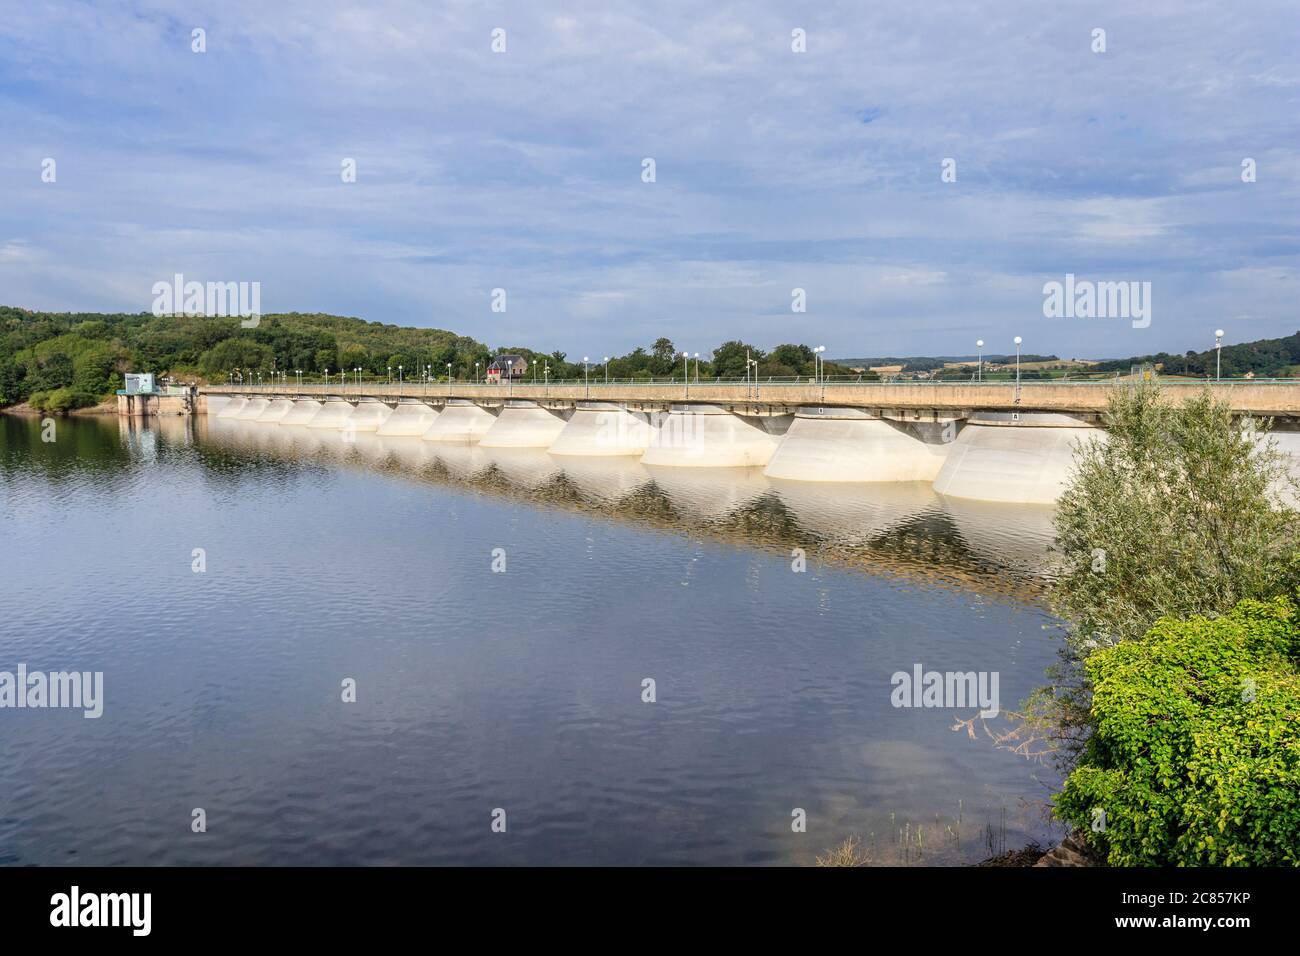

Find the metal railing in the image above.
[{"left": 210, "top": 374, "right": 1300, "bottom": 390}]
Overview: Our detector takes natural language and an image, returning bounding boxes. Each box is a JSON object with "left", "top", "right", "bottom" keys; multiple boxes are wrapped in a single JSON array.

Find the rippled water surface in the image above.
[{"left": 0, "top": 414, "right": 1064, "bottom": 865}]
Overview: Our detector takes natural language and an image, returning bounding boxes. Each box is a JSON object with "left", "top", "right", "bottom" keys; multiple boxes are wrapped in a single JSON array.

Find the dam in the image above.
[{"left": 197, "top": 381, "right": 1300, "bottom": 504}]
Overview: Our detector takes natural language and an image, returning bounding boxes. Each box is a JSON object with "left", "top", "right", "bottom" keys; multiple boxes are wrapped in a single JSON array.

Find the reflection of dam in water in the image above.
[
  {"left": 200, "top": 415, "right": 1058, "bottom": 595},
  {"left": 204, "top": 393, "right": 1116, "bottom": 505}
]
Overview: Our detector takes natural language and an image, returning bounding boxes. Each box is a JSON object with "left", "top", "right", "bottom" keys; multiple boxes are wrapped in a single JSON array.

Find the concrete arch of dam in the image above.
[
  {"left": 422, "top": 399, "right": 498, "bottom": 442},
  {"left": 279, "top": 400, "right": 323, "bottom": 425},
  {"left": 1257, "top": 429, "right": 1300, "bottom": 508},
  {"left": 547, "top": 402, "right": 654, "bottom": 457},
  {"left": 341, "top": 400, "right": 393, "bottom": 433},
  {"left": 376, "top": 401, "right": 440, "bottom": 437},
  {"left": 931, "top": 412, "right": 1104, "bottom": 505},
  {"left": 640, "top": 404, "right": 788, "bottom": 468},
  {"left": 217, "top": 397, "right": 249, "bottom": 419},
  {"left": 307, "top": 399, "right": 357, "bottom": 429},
  {"left": 256, "top": 398, "right": 296, "bottom": 423},
  {"left": 234, "top": 398, "right": 271, "bottom": 421},
  {"left": 479, "top": 400, "right": 570, "bottom": 448},
  {"left": 763, "top": 407, "right": 950, "bottom": 483}
]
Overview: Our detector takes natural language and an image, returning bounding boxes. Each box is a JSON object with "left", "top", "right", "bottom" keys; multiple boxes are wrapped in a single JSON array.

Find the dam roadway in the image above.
[{"left": 197, "top": 380, "right": 1300, "bottom": 505}]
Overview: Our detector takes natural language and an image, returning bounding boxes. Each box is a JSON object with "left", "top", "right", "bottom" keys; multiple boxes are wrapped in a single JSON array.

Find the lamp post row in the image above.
[{"left": 229, "top": 330, "right": 1233, "bottom": 391}]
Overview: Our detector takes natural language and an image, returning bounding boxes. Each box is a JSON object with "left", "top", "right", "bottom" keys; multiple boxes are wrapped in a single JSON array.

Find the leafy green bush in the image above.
[
  {"left": 1054, "top": 383, "right": 1299, "bottom": 650},
  {"left": 1056, "top": 597, "right": 1300, "bottom": 865},
  {"left": 27, "top": 387, "right": 100, "bottom": 413}
]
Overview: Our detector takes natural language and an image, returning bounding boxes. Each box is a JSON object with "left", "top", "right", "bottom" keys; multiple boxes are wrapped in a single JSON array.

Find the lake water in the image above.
[{"left": 0, "top": 413, "right": 1063, "bottom": 865}]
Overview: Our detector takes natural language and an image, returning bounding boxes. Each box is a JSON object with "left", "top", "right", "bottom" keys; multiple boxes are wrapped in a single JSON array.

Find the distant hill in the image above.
[
  {"left": 0, "top": 306, "right": 492, "bottom": 410},
  {"left": 1088, "top": 331, "right": 1300, "bottom": 379},
  {"left": 835, "top": 331, "right": 1300, "bottom": 381},
  {"left": 832, "top": 353, "right": 1059, "bottom": 371},
  {"left": 0, "top": 306, "right": 853, "bottom": 411}
]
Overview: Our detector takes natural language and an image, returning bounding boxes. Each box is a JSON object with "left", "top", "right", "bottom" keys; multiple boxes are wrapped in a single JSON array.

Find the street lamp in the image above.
[
  {"left": 814, "top": 345, "right": 826, "bottom": 383},
  {"left": 532, "top": 359, "right": 537, "bottom": 383},
  {"left": 446, "top": 362, "right": 452, "bottom": 397},
  {"left": 693, "top": 352, "right": 699, "bottom": 383},
  {"left": 682, "top": 351, "right": 690, "bottom": 398},
  {"left": 604, "top": 356, "right": 609, "bottom": 385},
  {"left": 1013, "top": 336, "right": 1022, "bottom": 389},
  {"left": 474, "top": 361, "right": 480, "bottom": 383},
  {"left": 583, "top": 356, "right": 590, "bottom": 397},
  {"left": 1215, "top": 329, "right": 1225, "bottom": 381},
  {"left": 976, "top": 340, "right": 984, "bottom": 383}
]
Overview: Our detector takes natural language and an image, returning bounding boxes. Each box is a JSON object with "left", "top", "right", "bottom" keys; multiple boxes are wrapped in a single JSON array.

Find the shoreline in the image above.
[{"left": 0, "top": 399, "right": 118, "bottom": 417}]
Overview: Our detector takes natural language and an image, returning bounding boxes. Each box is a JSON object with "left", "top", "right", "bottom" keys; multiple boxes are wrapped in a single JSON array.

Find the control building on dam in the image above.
[{"left": 198, "top": 381, "right": 1300, "bottom": 506}]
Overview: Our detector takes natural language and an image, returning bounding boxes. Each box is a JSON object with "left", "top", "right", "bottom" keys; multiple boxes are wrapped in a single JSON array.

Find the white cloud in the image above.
[{"left": 0, "top": 0, "right": 1296, "bottom": 357}]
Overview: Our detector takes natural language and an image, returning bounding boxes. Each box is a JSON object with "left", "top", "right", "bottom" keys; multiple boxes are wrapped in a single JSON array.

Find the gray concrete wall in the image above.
[{"left": 118, "top": 393, "right": 195, "bottom": 416}]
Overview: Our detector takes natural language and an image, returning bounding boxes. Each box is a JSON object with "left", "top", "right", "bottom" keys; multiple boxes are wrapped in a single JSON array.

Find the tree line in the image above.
[{"left": 0, "top": 306, "right": 856, "bottom": 410}]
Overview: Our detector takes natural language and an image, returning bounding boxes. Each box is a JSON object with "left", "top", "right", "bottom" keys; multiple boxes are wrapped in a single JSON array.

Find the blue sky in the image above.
[{"left": 1, "top": 1, "right": 1297, "bottom": 359}]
